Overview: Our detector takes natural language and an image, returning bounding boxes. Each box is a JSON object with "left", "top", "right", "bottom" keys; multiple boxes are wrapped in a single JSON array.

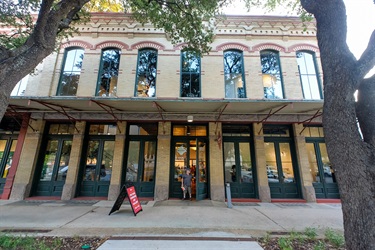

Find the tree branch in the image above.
[{"left": 357, "top": 29, "right": 375, "bottom": 79}]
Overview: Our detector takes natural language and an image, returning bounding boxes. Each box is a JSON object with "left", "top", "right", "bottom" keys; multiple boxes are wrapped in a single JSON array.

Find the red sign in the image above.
[{"left": 126, "top": 186, "right": 143, "bottom": 216}]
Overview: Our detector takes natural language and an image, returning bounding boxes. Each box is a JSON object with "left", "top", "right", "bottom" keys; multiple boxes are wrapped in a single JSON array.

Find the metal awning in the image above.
[{"left": 8, "top": 97, "right": 324, "bottom": 116}]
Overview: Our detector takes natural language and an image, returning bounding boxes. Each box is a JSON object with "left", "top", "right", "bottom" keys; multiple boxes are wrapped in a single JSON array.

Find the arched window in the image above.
[
  {"left": 135, "top": 48, "right": 158, "bottom": 97},
  {"left": 223, "top": 50, "right": 246, "bottom": 98},
  {"left": 296, "top": 51, "right": 322, "bottom": 99},
  {"left": 57, "top": 47, "right": 84, "bottom": 96},
  {"left": 260, "top": 50, "right": 284, "bottom": 99},
  {"left": 96, "top": 48, "right": 121, "bottom": 97},
  {"left": 180, "top": 51, "right": 201, "bottom": 97}
]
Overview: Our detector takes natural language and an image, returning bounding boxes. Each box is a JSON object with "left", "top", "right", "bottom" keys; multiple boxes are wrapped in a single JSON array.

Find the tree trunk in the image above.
[{"left": 301, "top": 0, "right": 375, "bottom": 249}]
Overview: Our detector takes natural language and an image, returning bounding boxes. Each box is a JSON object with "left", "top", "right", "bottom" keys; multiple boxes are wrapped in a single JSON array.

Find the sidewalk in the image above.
[{"left": 0, "top": 199, "right": 343, "bottom": 249}]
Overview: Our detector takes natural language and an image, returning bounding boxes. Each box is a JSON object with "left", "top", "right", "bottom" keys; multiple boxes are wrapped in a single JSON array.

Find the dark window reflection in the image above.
[
  {"left": 57, "top": 48, "right": 84, "bottom": 96},
  {"left": 181, "top": 51, "right": 201, "bottom": 97},
  {"left": 296, "top": 51, "right": 321, "bottom": 99},
  {"left": 136, "top": 49, "right": 158, "bottom": 97},
  {"left": 260, "top": 50, "right": 283, "bottom": 99},
  {"left": 97, "top": 48, "right": 120, "bottom": 97},
  {"left": 223, "top": 50, "right": 246, "bottom": 98}
]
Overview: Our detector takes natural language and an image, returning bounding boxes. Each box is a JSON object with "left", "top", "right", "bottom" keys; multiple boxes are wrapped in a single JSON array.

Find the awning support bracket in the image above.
[
  {"left": 30, "top": 100, "right": 79, "bottom": 132},
  {"left": 7, "top": 106, "right": 36, "bottom": 132},
  {"left": 90, "top": 100, "right": 124, "bottom": 134},
  {"left": 298, "top": 109, "right": 323, "bottom": 135},
  {"left": 257, "top": 104, "right": 289, "bottom": 135}
]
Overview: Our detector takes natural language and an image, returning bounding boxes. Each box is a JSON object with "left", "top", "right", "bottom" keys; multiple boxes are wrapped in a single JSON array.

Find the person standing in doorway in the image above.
[{"left": 181, "top": 168, "right": 193, "bottom": 200}]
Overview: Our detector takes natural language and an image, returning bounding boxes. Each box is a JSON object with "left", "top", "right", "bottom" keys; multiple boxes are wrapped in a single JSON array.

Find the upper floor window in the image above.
[
  {"left": 223, "top": 50, "right": 246, "bottom": 98},
  {"left": 260, "top": 50, "right": 284, "bottom": 99},
  {"left": 181, "top": 51, "right": 201, "bottom": 97},
  {"left": 296, "top": 51, "right": 322, "bottom": 99},
  {"left": 97, "top": 48, "right": 120, "bottom": 97},
  {"left": 57, "top": 48, "right": 84, "bottom": 96},
  {"left": 135, "top": 48, "right": 157, "bottom": 97}
]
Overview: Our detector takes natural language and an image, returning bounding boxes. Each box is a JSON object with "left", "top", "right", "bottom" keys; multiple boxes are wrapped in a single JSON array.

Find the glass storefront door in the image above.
[
  {"left": 170, "top": 138, "right": 208, "bottom": 200},
  {"left": 34, "top": 138, "right": 72, "bottom": 196},
  {"left": 223, "top": 141, "right": 256, "bottom": 198},
  {"left": 125, "top": 140, "right": 156, "bottom": 197},
  {"left": 306, "top": 141, "right": 339, "bottom": 198},
  {"left": 0, "top": 136, "right": 18, "bottom": 195},
  {"left": 264, "top": 140, "right": 301, "bottom": 199},
  {"left": 79, "top": 139, "right": 114, "bottom": 197}
]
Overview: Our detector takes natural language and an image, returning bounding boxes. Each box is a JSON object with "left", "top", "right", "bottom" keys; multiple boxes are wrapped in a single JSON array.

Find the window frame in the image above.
[
  {"left": 56, "top": 47, "right": 85, "bottom": 96},
  {"left": 260, "top": 49, "right": 285, "bottom": 99},
  {"left": 296, "top": 50, "right": 323, "bottom": 99},
  {"left": 223, "top": 49, "right": 247, "bottom": 99},
  {"left": 180, "top": 51, "right": 201, "bottom": 98},
  {"left": 134, "top": 48, "right": 158, "bottom": 98}
]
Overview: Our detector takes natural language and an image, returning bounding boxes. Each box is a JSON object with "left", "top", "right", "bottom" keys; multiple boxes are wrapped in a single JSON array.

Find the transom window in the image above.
[
  {"left": 296, "top": 51, "right": 322, "bottom": 99},
  {"left": 97, "top": 48, "right": 120, "bottom": 97},
  {"left": 223, "top": 50, "right": 246, "bottom": 98},
  {"left": 57, "top": 48, "right": 84, "bottom": 96},
  {"left": 181, "top": 51, "right": 201, "bottom": 97},
  {"left": 260, "top": 50, "right": 284, "bottom": 99},
  {"left": 135, "top": 48, "right": 158, "bottom": 97}
]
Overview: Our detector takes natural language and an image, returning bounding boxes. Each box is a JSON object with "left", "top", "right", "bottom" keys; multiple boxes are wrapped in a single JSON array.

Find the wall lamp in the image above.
[{"left": 187, "top": 115, "right": 193, "bottom": 123}]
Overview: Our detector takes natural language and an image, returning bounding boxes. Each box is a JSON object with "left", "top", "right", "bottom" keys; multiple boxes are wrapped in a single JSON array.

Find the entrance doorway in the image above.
[
  {"left": 264, "top": 125, "right": 301, "bottom": 199},
  {"left": 0, "top": 135, "right": 18, "bottom": 195},
  {"left": 170, "top": 125, "right": 208, "bottom": 200},
  {"left": 124, "top": 123, "right": 157, "bottom": 197},
  {"left": 306, "top": 141, "right": 339, "bottom": 198},
  {"left": 78, "top": 124, "right": 115, "bottom": 197}
]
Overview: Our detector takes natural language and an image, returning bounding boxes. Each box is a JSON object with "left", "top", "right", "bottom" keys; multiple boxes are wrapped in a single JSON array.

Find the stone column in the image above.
[
  {"left": 253, "top": 123, "right": 271, "bottom": 202},
  {"left": 293, "top": 124, "right": 316, "bottom": 202},
  {"left": 61, "top": 122, "right": 86, "bottom": 200},
  {"left": 209, "top": 122, "right": 225, "bottom": 202},
  {"left": 10, "top": 119, "right": 45, "bottom": 200},
  {"left": 108, "top": 122, "right": 127, "bottom": 201},
  {"left": 154, "top": 122, "right": 171, "bottom": 201}
]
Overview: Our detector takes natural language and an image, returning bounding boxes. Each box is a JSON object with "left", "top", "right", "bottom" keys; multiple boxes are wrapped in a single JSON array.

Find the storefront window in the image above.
[
  {"left": 89, "top": 124, "right": 117, "bottom": 135},
  {"left": 49, "top": 124, "right": 75, "bottom": 135},
  {"left": 173, "top": 125, "right": 207, "bottom": 136},
  {"left": 129, "top": 124, "right": 158, "bottom": 135}
]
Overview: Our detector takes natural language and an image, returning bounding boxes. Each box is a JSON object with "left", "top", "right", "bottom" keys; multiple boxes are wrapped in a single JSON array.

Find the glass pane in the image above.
[
  {"left": 56, "top": 140, "right": 72, "bottom": 181},
  {"left": 172, "top": 125, "right": 206, "bottom": 136},
  {"left": 49, "top": 124, "right": 75, "bottom": 135},
  {"left": 136, "top": 49, "right": 157, "bottom": 97},
  {"left": 97, "top": 49, "right": 120, "bottom": 97},
  {"left": 198, "top": 141, "right": 206, "bottom": 183},
  {"left": 142, "top": 141, "right": 156, "bottom": 182},
  {"left": 306, "top": 143, "right": 320, "bottom": 183},
  {"left": 224, "top": 50, "right": 245, "bottom": 98},
  {"left": 40, "top": 140, "right": 58, "bottom": 181},
  {"left": 100, "top": 141, "right": 114, "bottom": 181},
  {"left": 239, "top": 143, "right": 253, "bottom": 183},
  {"left": 126, "top": 141, "right": 140, "bottom": 182},
  {"left": 261, "top": 50, "right": 283, "bottom": 99},
  {"left": 223, "top": 142, "right": 236, "bottom": 183},
  {"left": 0, "top": 140, "right": 7, "bottom": 166},
  {"left": 174, "top": 142, "right": 188, "bottom": 182},
  {"left": 296, "top": 51, "right": 321, "bottom": 100},
  {"left": 84, "top": 141, "right": 99, "bottom": 181},
  {"left": 58, "top": 48, "right": 84, "bottom": 96},
  {"left": 319, "top": 143, "right": 335, "bottom": 183},
  {"left": 222, "top": 124, "right": 251, "bottom": 137},
  {"left": 263, "top": 125, "right": 290, "bottom": 137},
  {"left": 181, "top": 51, "right": 201, "bottom": 97},
  {"left": 280, "top": 143, "right": 295, "bottom": 183},
  {"left": 2, "top": 140, "right": 17, "bottom": 178},
  {"left": 89, "top": 124, "right": 117, "bottom": 135},
  {"left": 265, "top": 142, "right": 279, "bottom": 183},
  {"left": 129, "top": 124, "right": 158, "bottom": 135}
]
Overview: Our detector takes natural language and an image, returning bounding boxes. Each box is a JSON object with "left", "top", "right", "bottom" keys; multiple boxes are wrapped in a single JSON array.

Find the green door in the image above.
[
  {"left": 33, "top": 138, "right": 72, "bottom": 196},
  {"left": 124, "top": 140, "right": 156, "bottom": 197},
  {"left": 264, "top": 140, "right": 301, "bottom": 199},
  {"left": 223, "top": 140, "right": 256, "bottom": 198},
  {"left": 79, "top": 139, "right": 114, "bottom": 197},
  {"left": 0, "top": 136, "right": 18, "bottom": 195},
  {"left": 306, "top": 141, "right": 339, "bottom": 199},
  {"left": 170, "top": 138, "right": 208, "bottom": 200}
]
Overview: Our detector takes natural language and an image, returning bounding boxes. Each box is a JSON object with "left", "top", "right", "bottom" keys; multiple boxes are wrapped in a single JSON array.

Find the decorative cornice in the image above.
[
  {"left": 252, "top": 43, "right": 286, "bottom": 52},
  {"left": 130, "top": 41, "right": 165, "bottom": 50},
  {"left": 216, "top": 42, "right": 250, "bottom": 52},
  {"left": 95, "top": 41, "right": 129, "bottom": 50}
]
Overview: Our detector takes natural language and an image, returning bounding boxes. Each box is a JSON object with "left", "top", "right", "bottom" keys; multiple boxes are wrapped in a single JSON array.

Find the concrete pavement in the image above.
[{"left": 0, "top": 199, "right": 343, "bottom": 249}]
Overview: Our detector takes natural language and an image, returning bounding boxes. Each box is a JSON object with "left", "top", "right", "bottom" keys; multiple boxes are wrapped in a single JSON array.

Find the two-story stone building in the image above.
[{"left": 0, "top": 13, "right": 339, "bottom": 202}]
